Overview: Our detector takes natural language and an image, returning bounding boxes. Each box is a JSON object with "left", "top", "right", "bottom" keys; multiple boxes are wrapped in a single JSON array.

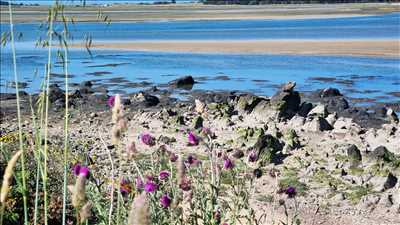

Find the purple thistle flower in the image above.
[
  {"left": 159, "top": 170, "right": 170, "bottom": 181},
  {"left": 107, "top": 96, "right": 115, "bottom": 108},
  {"left": 79, "top": 166, "right": 90, "bottom": 178},
  {"left": 188, "top": 131, "right": 199, "bottom": 146},
  {"left": 248, "top": 150, "right": 258, "bottom": 162},
  {"left": 223, "top": 157, "right": 234, "bottom": 170},
  {"left": 285, "top": 186, "right": 297, "bottom": 198},
  {"left": 135, "top": 177, "right": 144, "bottom": 190},
  {"left": 72, "top": 163, "right": 81, "bottom": 176},
  {"left": 140, "top": 133, "right": 155, "bottom": 146},
  {"left": 160, "top": 194, "right": 171, "bottom": 208},
  {"left": 144, "top": 181, "right": 158, "bottom": 193}
]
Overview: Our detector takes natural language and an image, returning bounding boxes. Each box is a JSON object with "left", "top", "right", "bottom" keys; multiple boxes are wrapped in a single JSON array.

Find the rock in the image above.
[
  {"left": 81, "top": 80, "right": 93, "bottom": 88},
  {"left": 282, "top": 81, "right": 296, "bottom": 92},
  {"left": 319, "top": 88, "right": 342, "bottom": 98},
  {"left": 251, "top": 134, "right": 283, "bottom": 164},
  {"left": 369, "top": 146, "right": 397, "bottom": 163},
  {"left": 324, "top": 97, "right": 349, "bottom": 113},
  {"left": 192, "top": 116, "right": 204, "bottom": 130},
  {"left": 346, "top": 144, "right": 362, "bottom": 166},
  {"left": 288, "top": 115, "right": 306, "bottom": 127},
  {"left": 308, "top": 104, "right": 328, "bottom": 117},
  {"left": 379, "top": 194, "right": 394, "bottom": 207},
  {"left": 136, "top": 92, "right": 159, "bottom": 107},
  {"left": 168, "top": 76, "right": 195, "bottom": 89},
  {"left": 284, "top": 129, "right": 300, "bottom": 150},
  {"left": 326, "top": 113, "right": 337, "bottom": 126},
  {"left": 359, "top": 195, "right": 380, "bottom": 209},
  {"left": 384, "top": 173, "right": 398, "bottom": 190},
  {"left": 303, "top": 117, "right": 333, "bottom": 132},
  {"left": 49, "top": 84, "right": 65, "bottom": 103},
  {"left": 270, "top": 82, "right": 301, "bottom": 119},
  {"left": 251, "top": 99, "right": 276, "bottom": 121},
  {"left": 236, "top": 94, "right": 263, "bottom": 114},
  {"left": 298, "top": 102, "right": 313, "bottom": 117},
  {"left": 386, "top": 108, "right": 399, "bottom": 123}
]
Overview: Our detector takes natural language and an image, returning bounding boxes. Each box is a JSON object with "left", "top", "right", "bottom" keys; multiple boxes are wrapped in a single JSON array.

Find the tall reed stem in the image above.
[
  {"left": 7, "top": 2, "right": 28, "bottom": 225},
  {"left": 43, "top": 6, "right": 55, "bottom": 225},
  {"left": 62, "top": 32, "right": 70, "bottom": 225}
]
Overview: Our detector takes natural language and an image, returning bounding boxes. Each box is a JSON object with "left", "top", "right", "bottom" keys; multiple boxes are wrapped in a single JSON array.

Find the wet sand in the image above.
[
  {"left": 76, "top": 39, "right": 400, "bottom": 58},
  {"left": 1, "top": 3, "right": 399, "bottom": 23}
]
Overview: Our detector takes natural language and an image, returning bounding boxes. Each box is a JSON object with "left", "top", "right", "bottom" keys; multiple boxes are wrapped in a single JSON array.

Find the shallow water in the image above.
[{"left": 0, "top": 13, "right": 399, "bottom": 105}]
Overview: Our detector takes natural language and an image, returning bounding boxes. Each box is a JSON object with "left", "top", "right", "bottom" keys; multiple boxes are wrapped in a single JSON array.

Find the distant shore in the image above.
[
  {"left": 1, "top": 3, "right": 399, "bottom": 23},
  {"left": 72, "top": 39, "right": 400, "bottom": 58}
]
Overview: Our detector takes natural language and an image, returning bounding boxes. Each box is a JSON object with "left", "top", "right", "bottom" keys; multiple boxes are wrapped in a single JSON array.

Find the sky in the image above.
[{"left": 11, "top": 0, "right": 198, "bottom": 5}]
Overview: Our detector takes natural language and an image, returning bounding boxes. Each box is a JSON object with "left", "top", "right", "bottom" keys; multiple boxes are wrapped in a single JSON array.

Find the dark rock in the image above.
[
  {"left": 325, "top": 97, "right": 349, "bottom": 113},
  {"left": 169, "top": 76, "right": 195, "bottom": 89},
  {"left": 319, "top": 88, "right": 342, "bottom": 98},
  {"left": 298, "top": 102, "right": 313, "bottom": 117},
  {"left": 49, "top": 84, "right": 65, "bottom": 103},
  {"left": 81, "top": 80, "right": 93, "bottom": 88},
  {"left": 384, "top": 173, "right": 398, "bottom": 190},
  {"left": 138, "top": 93, "right": 159, "bottom": 107},
  {"left": 270, "top": 82, "right": 301, "bottom": 119},
  {"left": 252, "top": 134, "right": 283, "bottom": 164},
  {"left": 347, "top": 144, "right": 362, "bottom": 165},
  {"left": 236, "top": 94, "right": 263, "bottom": 113},
  {"left": 192, "top": 116, "right": 204, "bottom": 130},
  {"left": 370, "top": 146, "right": 397, "bottom": 163}
]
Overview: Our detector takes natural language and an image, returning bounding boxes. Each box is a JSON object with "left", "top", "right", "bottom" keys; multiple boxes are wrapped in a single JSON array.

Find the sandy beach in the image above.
[
  {"left": 1, "top": 3, "right": 399, "bottom": 23},
  {"left": 76, "top": 39, "right": 400, "bottom": 58}
]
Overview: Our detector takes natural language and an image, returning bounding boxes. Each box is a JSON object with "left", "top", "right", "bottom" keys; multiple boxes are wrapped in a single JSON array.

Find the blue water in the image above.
[
  {"left": 0, "top": 13, "right": 399, "bottom": 105},
  {"left": 2, "top": 13, "right": 399, "bottom": 41}
]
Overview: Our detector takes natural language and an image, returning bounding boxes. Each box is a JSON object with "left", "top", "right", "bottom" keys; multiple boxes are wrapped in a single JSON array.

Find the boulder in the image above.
[
  {"left": 49, "top": 84, "right": 65, "bottom": 103},
  {"left": 384, "top": 173, "right": 398, "bottom": 190},
  {"left": 308, "top": 104, "right": 328, "bottom": 117},
  {"left": 347, "top": 144, "right": 362, "bottom": 166},
  {"left": 303, "top": 117, "right": 333, "bottom": 132},
  {"left": 369, "top": 146, "right": 397, "bottom": 163},
  {"left": 236, "top": 94, "right": 263, "bottom": 114},
  {"left": 168, "top": 76, "right": 195, "bottom": 89},
  {"left": 251, "top": 134, "right": 283, "bottom": 165},
  {"left": 319, "top": 87, "right": 342, "bottom": 98},
  {"left": 135, "top": 92, "right": 160, "bottom": 107},
  {"left": 386, "top": 108, "right": 399, "bottom": 123},
  {"left": 270, "top": 82, "right": 301, "bottom": 119},
  {"left": 298, "top": 102, "right": 313, "bottom": 117}
]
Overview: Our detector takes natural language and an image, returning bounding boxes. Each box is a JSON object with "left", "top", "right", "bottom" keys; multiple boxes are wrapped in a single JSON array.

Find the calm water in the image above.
[{"left": 0, "top": 13, "right": 399, "bottom": 105}]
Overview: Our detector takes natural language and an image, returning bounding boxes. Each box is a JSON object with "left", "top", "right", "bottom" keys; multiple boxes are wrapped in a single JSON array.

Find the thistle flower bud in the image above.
[
  {"left": 0, "top": 150, "right": 22, "bottom": 203},
  {"left": 128, "top": 193, "right": 150, "bottom": 225}
]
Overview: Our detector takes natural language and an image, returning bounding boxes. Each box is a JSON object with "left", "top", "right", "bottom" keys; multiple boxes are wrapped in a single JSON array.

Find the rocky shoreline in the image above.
[{"left": 1, "top": 77, "right": 399, "bottom": 225}]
